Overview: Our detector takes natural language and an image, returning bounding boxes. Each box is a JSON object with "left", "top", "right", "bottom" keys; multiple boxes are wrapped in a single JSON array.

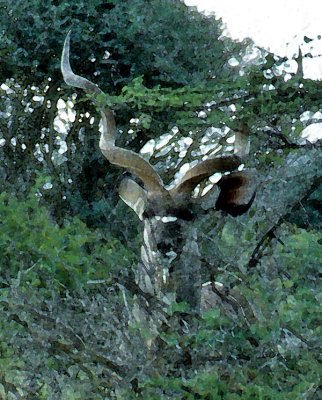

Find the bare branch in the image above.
[{"left": 246, "top": 175, "right": 321, "bottom": 270}]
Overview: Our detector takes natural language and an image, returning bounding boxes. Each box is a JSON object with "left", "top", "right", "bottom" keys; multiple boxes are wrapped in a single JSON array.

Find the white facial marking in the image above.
[{"left": 161, "top": 216, "right": 177, "bottom": 223}]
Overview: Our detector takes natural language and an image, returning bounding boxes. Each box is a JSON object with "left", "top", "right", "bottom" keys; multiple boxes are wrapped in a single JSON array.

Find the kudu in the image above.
[{"left": 61, "top": 32, "right": 255, "bottom": 312}]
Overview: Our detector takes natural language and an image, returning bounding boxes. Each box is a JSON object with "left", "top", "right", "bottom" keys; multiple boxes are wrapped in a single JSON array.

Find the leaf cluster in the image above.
[
  {"left": 0, "top": 0, "right": 239, "bottom": 87},
  {"left": 0, "top": 178, "right": 137, "bottom": 290}
]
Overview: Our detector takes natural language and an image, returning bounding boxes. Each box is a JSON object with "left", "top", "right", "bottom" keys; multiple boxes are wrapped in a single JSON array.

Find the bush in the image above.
[{"left": 0, "top": 184, "right": 137, "bottom": 290}]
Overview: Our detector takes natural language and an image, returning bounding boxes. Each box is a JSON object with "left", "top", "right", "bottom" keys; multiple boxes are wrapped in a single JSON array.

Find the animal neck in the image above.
[{"left": 137, "top": 216, "right": 201, "bottom": 310}]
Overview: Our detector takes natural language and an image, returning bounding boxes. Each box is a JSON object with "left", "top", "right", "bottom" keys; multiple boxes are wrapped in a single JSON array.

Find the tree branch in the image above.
[{"left": 246, "top": 175, "right": 322, "bottom": 270}]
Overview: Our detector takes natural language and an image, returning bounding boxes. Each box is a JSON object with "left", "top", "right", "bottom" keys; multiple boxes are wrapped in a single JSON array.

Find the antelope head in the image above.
[{"left": 61, "top": 32, "right": 255, "bottom": 308}]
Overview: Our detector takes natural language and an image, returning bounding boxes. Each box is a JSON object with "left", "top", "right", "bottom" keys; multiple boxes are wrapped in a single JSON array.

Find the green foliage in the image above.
[
  {"left": 0, "top": 191, "right": 321, "bottom": 396},
  {"left": 0, "top": 0, "right": 237, "bottom": 86},
  {"left": 1, "top": 216, "right": 319, "bottom": 398},
  {"left": 0, "top": 179, "right": 136, "bottom": 290},
  {"left": 286, "top": 185, "right": 322, "bottom": 228},
  {"left": 113, "top": 227, "right": 321, "bottom": 399}
]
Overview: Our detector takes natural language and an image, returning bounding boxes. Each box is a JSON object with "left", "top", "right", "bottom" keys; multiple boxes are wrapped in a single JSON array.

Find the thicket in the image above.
[{"left": 0, "top": 185, "right": 320, "bottom": 398}]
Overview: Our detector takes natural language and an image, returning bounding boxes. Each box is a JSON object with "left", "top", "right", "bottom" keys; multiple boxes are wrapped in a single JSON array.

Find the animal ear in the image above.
[
  {"left": 215, "top": 170, "right": 256, "bottom": 216},
  {"left": 119, "top": 178, "right": 147, "bottom": 220}
]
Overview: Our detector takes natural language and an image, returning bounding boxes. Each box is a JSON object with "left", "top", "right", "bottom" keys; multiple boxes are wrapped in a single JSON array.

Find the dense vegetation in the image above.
[{"left": 0, "top": 0, "right": 321, "bottom": 398}]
